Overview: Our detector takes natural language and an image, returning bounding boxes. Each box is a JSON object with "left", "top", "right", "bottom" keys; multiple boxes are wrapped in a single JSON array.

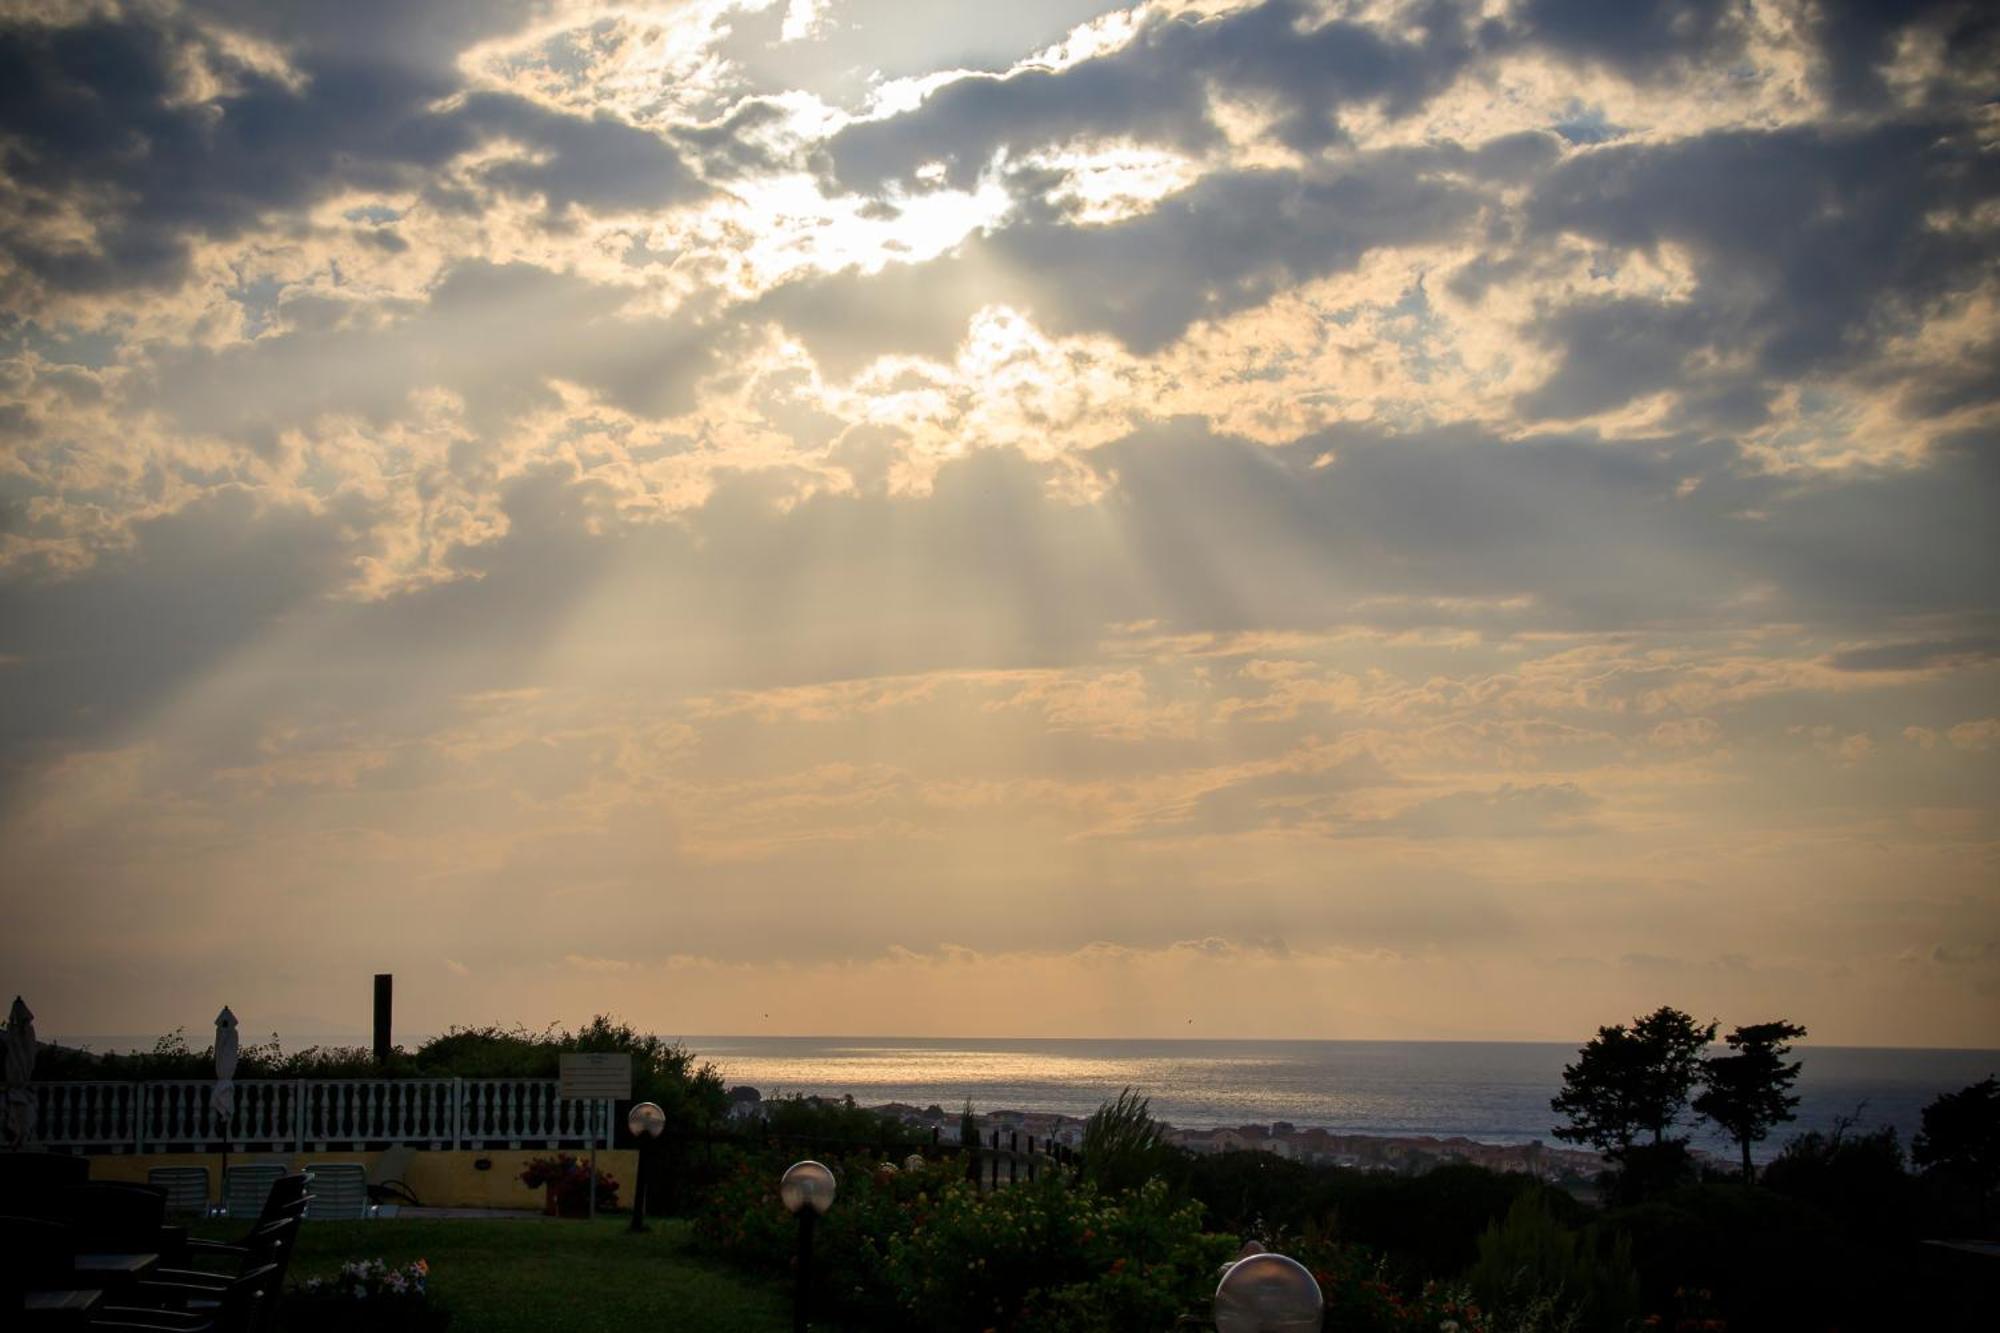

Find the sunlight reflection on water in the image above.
[{"left": 691, "top": 1037, "right": 1999, "bottom": 1155}]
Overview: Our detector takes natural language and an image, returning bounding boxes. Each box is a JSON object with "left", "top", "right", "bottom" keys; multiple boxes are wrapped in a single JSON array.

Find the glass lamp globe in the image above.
[
  {"left": 779, "top": 1160, "right": 837, "bottom": 1216},
  {"left": 1214, "top": 1252, "right": 1323, "bottom": 1333},
  {"left": 627, "top": 1101, "right": 666, "bottom": 1139}
]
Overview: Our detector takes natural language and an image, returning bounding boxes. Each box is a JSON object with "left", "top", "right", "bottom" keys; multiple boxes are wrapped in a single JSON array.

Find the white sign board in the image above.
[{"left": 559, "top": 1052, "right": 633, "bottom": 1100}]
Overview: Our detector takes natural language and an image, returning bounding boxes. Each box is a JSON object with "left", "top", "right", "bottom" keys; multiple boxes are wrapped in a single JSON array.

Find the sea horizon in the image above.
[
  {"left": 46, "top": 1031, "right": 1996, "bottom": 1162},
  {"left": 47, "top": 1031, "right": 2000, "bottom": 1054}
]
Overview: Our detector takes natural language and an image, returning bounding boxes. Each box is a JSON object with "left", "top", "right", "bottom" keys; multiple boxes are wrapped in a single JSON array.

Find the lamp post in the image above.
[
  {"left": 1213, "top": 1250, "right": 1323, "bottom": 1333},
  {"left": 626, "top": 1101, "right": 666, "bottom": 1233},
  {"left": 779, "top": 1159, "right": 836, "bottom": 1333}
]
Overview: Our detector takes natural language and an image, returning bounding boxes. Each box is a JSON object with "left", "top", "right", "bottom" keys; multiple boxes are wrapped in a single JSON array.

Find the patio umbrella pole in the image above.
[{"left": 212, "top": 1007, "right": 238, "bottom": 1217}]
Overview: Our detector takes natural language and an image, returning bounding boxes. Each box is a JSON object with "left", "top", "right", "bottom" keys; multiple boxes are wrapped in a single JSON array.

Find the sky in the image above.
[{"left": 1, "top": 0, "right": 1996, "bottom": 1049}]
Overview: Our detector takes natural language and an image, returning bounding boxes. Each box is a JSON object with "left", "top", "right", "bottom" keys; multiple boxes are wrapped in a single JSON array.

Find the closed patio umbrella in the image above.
[
  {"left": 4, "top": 995, "right": 36, "bottom": 1149},
  {"left": 211, "top": 1006, "right": 239, "bottom": 1127},
  {"left": 212, "top": 1007, "right": 238, "bottom": 1202}
]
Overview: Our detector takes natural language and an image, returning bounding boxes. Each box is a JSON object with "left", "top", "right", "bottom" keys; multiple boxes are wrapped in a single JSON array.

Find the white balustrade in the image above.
[
  {"left": 29, "top": 1079, "right": 611, "bottom": 1152},
  {"left": 34, "top": 1082, "right": 141, "bottom": 1149}
]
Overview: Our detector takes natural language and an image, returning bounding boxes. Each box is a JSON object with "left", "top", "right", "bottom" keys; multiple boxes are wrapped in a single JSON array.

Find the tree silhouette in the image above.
[
  {"left": 1912, "top": 1075, "right": 2000, "bottom": 1223},
  {"left": 1552, "top": 1006, "right": 1717, "bottom": 1158},
  {"left": 1693, "top": 1019, "right": 1807, "bottom": 1182}
]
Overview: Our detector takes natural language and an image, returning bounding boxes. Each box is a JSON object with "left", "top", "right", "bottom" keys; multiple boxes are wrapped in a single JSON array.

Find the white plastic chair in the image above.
[
  {"left": 221, "top": 1163, "right": 285, "bottom": 1218},
  {"left": 148, "top": 1165, "right": 211, "bottom": 1216},
  {"left": 303, "top": 1162, "right": 373, "bottom": 1219}
]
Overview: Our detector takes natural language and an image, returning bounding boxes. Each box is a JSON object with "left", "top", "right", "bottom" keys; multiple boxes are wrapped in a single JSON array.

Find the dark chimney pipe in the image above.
[{"left": 373, "top": 973, "right": 393, "bottom": 1067}]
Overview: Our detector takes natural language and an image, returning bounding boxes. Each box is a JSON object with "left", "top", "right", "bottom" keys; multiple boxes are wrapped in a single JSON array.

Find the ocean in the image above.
[
  {"left": 685, "top": 1036, "right": 1999, "bottom": 1162},
  {"left": 50, "top": 1032, "right": 1997, "bottom": 1162}
]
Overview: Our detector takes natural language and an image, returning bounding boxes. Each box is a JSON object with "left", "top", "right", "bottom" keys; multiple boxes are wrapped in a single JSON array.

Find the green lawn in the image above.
[{"left": 197, "top": 1216, "right": 793, "bottom": 1332}]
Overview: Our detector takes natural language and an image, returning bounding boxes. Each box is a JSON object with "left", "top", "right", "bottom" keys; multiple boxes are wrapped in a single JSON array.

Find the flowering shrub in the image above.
[
  {"left": 893, "top": 1176, "right": 1233, "bottom": 1333},
  {"left": 519, "top": 1153, "right": 618, "bottom": 1215},
  {"left": 287, "top": 1259, "right": 449, "bottom": 1331},
  {"left": 1272, "top": 1234, "right": 1492, "bottom": 1333},
  {"left": 693, "top": 1151, "right": 1230, "bottom": 1330}
]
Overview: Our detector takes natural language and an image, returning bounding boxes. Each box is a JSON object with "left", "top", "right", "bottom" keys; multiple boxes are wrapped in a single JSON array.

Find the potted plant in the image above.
[{"left": 520, "top": 1153, "right": 619, "bottom": 1217}]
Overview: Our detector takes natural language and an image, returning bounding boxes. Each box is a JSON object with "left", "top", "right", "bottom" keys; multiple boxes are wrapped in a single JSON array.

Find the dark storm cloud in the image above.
[
  {"left": 822, "top": 0, "right": 1482, "bottom": 193},
  {"left": 0, "top": 6, "right": 705, "bottom": 301},
  {"left": 1511, "top": 0, "right": 1749, "bottom": 76},
  {"left": 1807, "top": 0, "right": 2000, "bottom": 109},
  {"left": 762, "top": 152, "right": 1486, "bottom": 368},
  {"left": 194, "top": 0, "right": 543, "bottom": 72},
  {"left": 816, "top": 0, "right": 1998, "bottom": 201},
  {"left": 1518, "top": 120, "right": 2000, "bottom": 422}
]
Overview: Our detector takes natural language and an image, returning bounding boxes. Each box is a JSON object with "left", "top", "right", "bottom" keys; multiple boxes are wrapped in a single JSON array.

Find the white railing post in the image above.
[
  {"left": 452, "top": 1077, "right": 463, "bottom": 1150},
  {"left": 135, "top": 1083, "right": 146, "bottom": 1154}
]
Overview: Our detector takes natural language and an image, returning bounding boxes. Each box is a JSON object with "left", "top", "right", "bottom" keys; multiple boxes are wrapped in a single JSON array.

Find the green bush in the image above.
[
  {"left": 886, "top": 1176, "right": 1230, "bottom": 1332},
  {"left": 1465, "top": 1188, "right": 1638, "bottom": 1330},
  {"left": 1185, "top": 1149, "right": 1328, "bottom": 1235},
  {"left": 1284, "top": 1231, "right": 1500, "bottom": 1333},
  {"left": 757, "top": 1092, "right": 922, "bottom": 1148},
  {"left": 1761, "top": 1124, "right": 1917, "bottom": 1239},
  {"left": 692, "top": 1153, "right": 1230, "bottom": 1331},
  {"left": 1607, "top": 1183, "right": 1841, "bottom": 1331}
]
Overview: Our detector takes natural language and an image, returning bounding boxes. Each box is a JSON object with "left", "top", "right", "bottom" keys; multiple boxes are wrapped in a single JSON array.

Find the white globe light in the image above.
[
  {"left": 779, "top": 1159, "right": 837, "bottom": 1216},
  {"left": 627, "top": 1101, "right": 666, "bottom": 1138},
  {"left": 1214, "top": 1252, "right": 1323, "bottom": 1333}
]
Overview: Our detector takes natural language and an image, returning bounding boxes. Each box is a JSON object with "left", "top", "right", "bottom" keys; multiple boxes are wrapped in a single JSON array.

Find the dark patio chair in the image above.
[
  {"left": 143, "top": 1218, "right": 299, "bottom": 1298},
  {"left": 51, "top": 1182, "right": 183, "bottom": 1259},
  {"left": 0, "top": 1153, "right": 90, "bottom": 1215},
  {"left": 181, "top": 1176, "right": 307, "bottom": 1268},
  {"left": 89, "top": 1262, "right": 279, "bottom": 1333},
  {"left": 88, "top": 1218, "right": 299, "bottom": 1333},
  {"left": 0, "top": 1213, "right": 78, "bottom": 1302}
]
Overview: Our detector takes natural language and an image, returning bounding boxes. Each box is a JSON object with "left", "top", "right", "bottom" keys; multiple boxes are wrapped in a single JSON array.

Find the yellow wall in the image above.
[{"left": 86, "top": 1149, "right": 639, "bottom": 1211}]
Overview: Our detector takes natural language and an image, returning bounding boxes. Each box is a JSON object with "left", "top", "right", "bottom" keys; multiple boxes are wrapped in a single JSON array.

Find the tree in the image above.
[
  {"left": 1080, "top": 1087, "right": 1180, "bottom": 1194},
  {"left": 1912, "top": 1075, "right": 2000, "bottom": 1222},
  {"left": 1552, "top": 1006, "right": 1717, "bottom": 1159},
  {"left": 1693, "top": 1020, "right": 1807, "bottom": 1183}
]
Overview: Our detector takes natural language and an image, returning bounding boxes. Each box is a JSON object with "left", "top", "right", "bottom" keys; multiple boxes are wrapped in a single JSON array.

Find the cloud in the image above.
[
  {"left": 0, "top": 7, "right": 707, "bottom": 307},
  {"left": 562, "top": 954, "right": 635, "bottom": 974},
  {"left": 1518, "top": 119, "right": 1999, "bottom": 424},
  {"left": 3, "top": 0, "right": 1998, "bottom": 1048},
  {"left": 1947, "top": 718, "right": 2000, "bottom": 751},
  {"left": 761, "top": 149, "right": 1488, "bottom": 372},
  {"left": 142, "top": 260, "right": 721, "bottom": 445},
  {"left": 1827, "top": 638, "right": 2000, "bottom": 673},
  {"left": 822, "top": 0, "right": 1482, "bottom": 193},
  {"left": 1807, "top": 0, "right": 1999, "bottom": 109},
  {"left": 1366, "top": 781, "right": 1599, "bottom": 839}
]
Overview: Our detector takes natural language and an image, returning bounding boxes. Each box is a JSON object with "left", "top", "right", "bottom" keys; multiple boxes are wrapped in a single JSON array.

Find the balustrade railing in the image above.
[{"left": 29, "top": 1079, "right": 611, "bottom": 1152}]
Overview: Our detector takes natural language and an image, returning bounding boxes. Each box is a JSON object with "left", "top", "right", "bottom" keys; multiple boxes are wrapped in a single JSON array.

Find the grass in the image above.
[{"left": 194, "top": 1215, "right": 793, "bottom": 1332}]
